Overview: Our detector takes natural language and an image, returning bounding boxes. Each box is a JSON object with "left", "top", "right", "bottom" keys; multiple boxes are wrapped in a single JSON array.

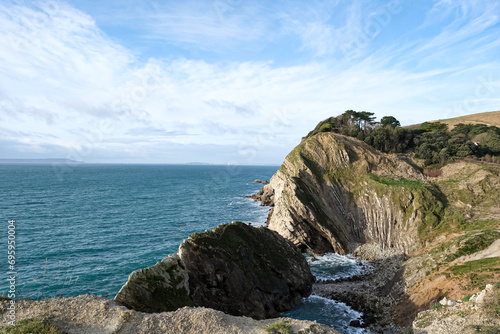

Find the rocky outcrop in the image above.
[
  {"left": 0, "top": 295, "right": 342, "bottom": 334},
  {"left": 246, "top": 186, "right": 275, "bottom": 206},
  {"left": 259, "top": 133, "right": 444, "bottom": 255},
  {"left": 412, "top": 284, "right": 500, "bottom": 333},
  {"left": 115, "top": 221, "right": 314, "bottom": 320}
]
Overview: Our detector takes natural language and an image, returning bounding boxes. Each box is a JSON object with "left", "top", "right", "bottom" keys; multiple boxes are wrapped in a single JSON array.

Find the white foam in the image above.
[
  {"left": 306, "top": 253, "right": 372, "bottom": 281},
  {"left": 284, "top": 294, "right": 366, "bottom": 334}
]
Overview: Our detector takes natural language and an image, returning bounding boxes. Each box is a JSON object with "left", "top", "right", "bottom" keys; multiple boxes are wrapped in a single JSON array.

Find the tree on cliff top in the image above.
[
  {"left": 381, "top": 116, "right": 401, "bottom": 128},
  {"left": 305, "top": 111, "right": 500, "bottom": 166}
]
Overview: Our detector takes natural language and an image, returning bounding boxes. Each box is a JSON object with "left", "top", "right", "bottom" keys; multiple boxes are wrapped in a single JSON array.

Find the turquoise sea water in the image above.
[{"left": 0, "top": 164, "right": 363, "bottom": 332}]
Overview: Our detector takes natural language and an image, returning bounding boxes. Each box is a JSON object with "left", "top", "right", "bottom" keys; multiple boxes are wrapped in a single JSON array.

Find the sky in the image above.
[{"left": 1, "top": 0, "right": 499, "bottom": 164}]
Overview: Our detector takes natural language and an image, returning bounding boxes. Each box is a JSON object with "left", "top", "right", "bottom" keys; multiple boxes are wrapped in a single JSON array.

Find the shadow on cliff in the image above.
[{"left": 378, "top": 255, "right": 447, "bottom": 328}]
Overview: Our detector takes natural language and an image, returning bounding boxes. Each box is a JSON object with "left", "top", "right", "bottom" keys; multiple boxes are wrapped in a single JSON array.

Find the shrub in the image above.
[
  {"left": 319, "top": 123, "right": 332, "bottom": 132},
  {"left": 265, "top": 320, "right": 292, "bottom": 334}
]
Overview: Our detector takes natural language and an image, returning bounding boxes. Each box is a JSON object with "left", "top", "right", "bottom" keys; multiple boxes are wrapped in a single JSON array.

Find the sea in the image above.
[{"left": 0, "top": 164, "right": 364, "bottom": 333}]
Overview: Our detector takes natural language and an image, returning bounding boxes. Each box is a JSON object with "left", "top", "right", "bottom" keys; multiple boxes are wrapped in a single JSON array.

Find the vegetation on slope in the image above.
[
  {"left": 305, "top": 110, "right": 500, "bottom": 166},
  {"left": 0, "top": 318, "right": 60, "bottom": 334}
]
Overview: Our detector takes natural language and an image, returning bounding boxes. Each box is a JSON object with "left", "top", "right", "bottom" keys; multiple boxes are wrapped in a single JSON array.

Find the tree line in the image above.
[{"left": 305, "top": 110, "right": 500, "bottom": 166}]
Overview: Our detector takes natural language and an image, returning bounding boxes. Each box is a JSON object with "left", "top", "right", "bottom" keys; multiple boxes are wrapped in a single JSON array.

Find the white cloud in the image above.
[{"left": 1, "top": 0, "right": 499, "bottom": 164}]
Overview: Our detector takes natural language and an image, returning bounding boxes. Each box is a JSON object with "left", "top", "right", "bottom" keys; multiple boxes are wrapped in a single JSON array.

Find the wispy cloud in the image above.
[
  {"left": 84, "top": 0, "right": 270, "bottom": 53},
  {"left": 1, "top": 0, "right": 499, "bottom": 163}
]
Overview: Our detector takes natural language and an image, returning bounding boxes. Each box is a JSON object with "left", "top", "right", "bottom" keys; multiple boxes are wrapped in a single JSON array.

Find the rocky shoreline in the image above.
[{"left": 312, "top": 244, "right": 408, "bottom": 332}]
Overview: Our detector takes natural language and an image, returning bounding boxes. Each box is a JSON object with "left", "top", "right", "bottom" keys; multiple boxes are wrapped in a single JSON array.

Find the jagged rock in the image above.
[
  {"left": 246, "top": 186, "right": 275, "bottom": 207},
  {"left": 262, "top": 180, "right": 269, "bottom": 185},
  {"left": 470, "top": 284, "right": 493, "bottom": 305},
  {"left": 261, "top": 133, "right": 443, "bottom": 255},
  {"left": 439, "top": 297, "right": 458, "bottom": 306},
  {"left": 115, "top": 222, "right": 314, "bottom": 320},
  {"left": 114, "top": 254, "right": 193, "bottom": 313},
  {"left": 349, "top": 319, "right": 362, "bottom": 327}
]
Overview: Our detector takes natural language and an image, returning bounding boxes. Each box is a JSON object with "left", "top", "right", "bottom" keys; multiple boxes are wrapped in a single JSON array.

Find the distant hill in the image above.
[{"left": 435, "top": 110, "right": 500, "bottom": 129}]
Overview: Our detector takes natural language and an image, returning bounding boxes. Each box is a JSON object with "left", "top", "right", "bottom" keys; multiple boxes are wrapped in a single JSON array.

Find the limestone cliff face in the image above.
[
  {"left": 115, "top": 222, "right": 314, "bottom": 320},
  {"left": 263, "top": 133, "right": 444, "bottom": 255}
]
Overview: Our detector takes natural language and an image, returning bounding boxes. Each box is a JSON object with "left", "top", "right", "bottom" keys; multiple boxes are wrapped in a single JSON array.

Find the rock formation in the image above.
[
  {"left": 258, "top": 133, "right": 445, "bottom": 255},
  {"left": 115, "top": 221, "right": 314, "bottom": 319}
]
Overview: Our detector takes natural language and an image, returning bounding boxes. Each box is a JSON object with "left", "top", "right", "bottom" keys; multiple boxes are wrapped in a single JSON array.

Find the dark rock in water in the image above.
[
  {"left": 309, "top": 257, "right": 318, "bottom": 262},
  {"left": 245, "top": 185, "right": 275, "bottom": 210},
  {"left": 253, "top": 179, "right": 262, "bottom": 183},
  {"left": 262, "top": 180, "right": 269, "bottom": 185},
  {"left": 115, "top": 222, "right": 314, "bottom": 320},
  {"left": 349, "top": 319, "right": 362, "bottom": 327}
]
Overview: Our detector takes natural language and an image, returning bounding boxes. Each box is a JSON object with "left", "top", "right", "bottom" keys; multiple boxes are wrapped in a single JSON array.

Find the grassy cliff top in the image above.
[{"left": 436, "top": 111, "right": 500, "bottom": 129}]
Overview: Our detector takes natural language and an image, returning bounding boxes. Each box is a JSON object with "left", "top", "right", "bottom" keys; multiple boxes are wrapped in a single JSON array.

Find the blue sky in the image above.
[{"left": 1, "top": 0, "right": 499, "bottom": 164}]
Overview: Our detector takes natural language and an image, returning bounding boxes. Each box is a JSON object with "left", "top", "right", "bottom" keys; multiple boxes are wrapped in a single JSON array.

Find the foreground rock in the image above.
[
  {"left": 115, "top": 221, "right": 314, "bottom": 319},
  {"left": 0, "top": 295, "right": 341, "bottom": 334}
]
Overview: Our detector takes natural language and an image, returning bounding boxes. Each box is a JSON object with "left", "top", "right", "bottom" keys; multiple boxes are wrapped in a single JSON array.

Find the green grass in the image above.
[
  {"left": 450, "top": 257, "right": 500, "bottom": 276},
  {"left": 462, "top": 294, "right": 473, "bottom": 302},
  {"left": 458, "top": 219, "right": 500, "bottom": 231},
  {"left": 416, "top": 320, "right": 426, "bottom": 328},
  {"left": 0, "top": 318, "right": 60, "bottom": 334},
  {"left": 433, "top": 302, "right": 443, "bottom": 310},
  {"left": 446, "top": 230, "right": 499, "bottom": 262},
  {"left": 368, "top": 174, "right": 426, "bottom": 189},
  {"left": 265, "top": 320, "right": 292, "bottom": 334}
]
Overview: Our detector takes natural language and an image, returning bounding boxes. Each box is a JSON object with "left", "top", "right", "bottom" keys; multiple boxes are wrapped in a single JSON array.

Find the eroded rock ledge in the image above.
[
  {"left": 115, "top": 221, "right": 314, "bottom": 320},
  {"left": 0, "top": 295, "right": 342, "bottom": 334}
]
